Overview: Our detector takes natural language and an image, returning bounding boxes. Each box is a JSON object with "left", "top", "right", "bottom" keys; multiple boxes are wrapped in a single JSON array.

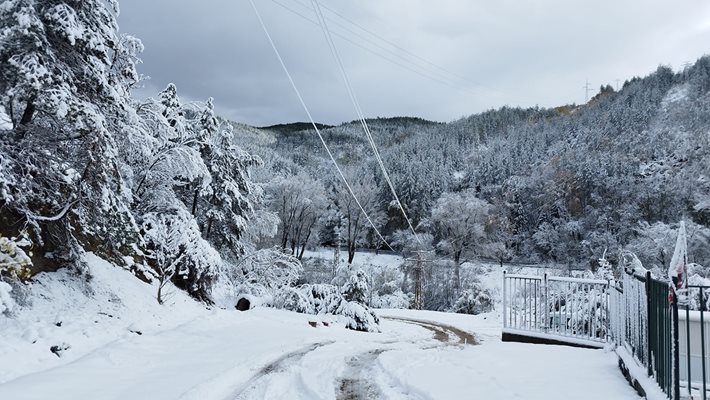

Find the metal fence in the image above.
[
  {"left": 504, "top": 269, "right": 710, "bottom": 400},
  {"left": 680, "top": 285, "right": 710, "bottom": 400},
  {"left": 502, "top": 272, "right": 611, "bottom": 347},
  {"left": 611, "top": 269, "right": 676, "bottom": 399}
]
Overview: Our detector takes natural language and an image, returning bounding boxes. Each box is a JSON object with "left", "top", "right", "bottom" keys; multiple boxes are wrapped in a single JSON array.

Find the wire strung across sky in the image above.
[
  {"left": 247, "top": 0, "right": 395, "bottom": 251},
  {"left": 268, "top": 0, "right": 491, "bottom": 96},
  {"left": 309, "top": 0, "right": 423, "bottom": 246},
  {"left": 310, "top": 0, "right": 481, "bottom": 89}
]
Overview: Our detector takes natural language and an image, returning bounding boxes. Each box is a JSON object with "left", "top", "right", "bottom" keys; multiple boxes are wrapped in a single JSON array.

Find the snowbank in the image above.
[{"left": 0, "top": 253, "right": 205, "bottom": 383}]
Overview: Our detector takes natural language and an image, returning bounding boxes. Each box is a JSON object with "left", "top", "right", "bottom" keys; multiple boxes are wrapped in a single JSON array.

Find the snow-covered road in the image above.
[
  {"left": 0, "top": 307, "right": 640, "bottom": 400},
  {"left": 0, "top": 257, "right": 641, "bottom": 399}
]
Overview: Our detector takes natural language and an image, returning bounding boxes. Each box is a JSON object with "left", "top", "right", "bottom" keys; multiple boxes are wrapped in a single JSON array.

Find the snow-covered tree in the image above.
[
  {"left": 141, "top": 209, "right": 220, "bottom": 303},
  {"left": 425, "top": 190, "right": 492, "bottom": 290},
  {"left": 328, "top": 168, "right": 385, "bottom": 264},
  {"left": 0, "top": 0, "right": 143, "bottom": 269},
  {"left": 199, "top": 120, "right": 262, "bottom": 255},
  {"left": 268, "top": 172, "right": 328, "bottom": 259},
  {"left": 341, "top": 268, "right": 369, "bottom": 305},
  {"left": 229, "top": 247, "right": 302, "bottom": 293},
  {"left": 141, "top": 212, "right": 187, "bottom": 304}
]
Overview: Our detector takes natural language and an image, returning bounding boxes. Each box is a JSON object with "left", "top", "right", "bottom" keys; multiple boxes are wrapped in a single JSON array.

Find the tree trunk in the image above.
[
  {"left": 190, "top": 189, "right": 199, "bottom": 217},
  {"left": 298, "top": 226, "right": 313, "bottom": 260},
  {"left": 348, "top": 243, "right": 355, "bottom": 265},
  {"left": 206, "top": 217, "right": 213, "bottom": 237},
  {"left": 157, "top": 278, "right": 166, "bottom": 304},
  {"left": 19, "top": 98, "right": 35, "bottom": 126},
  {"left": 453, "top": 250, "right": 462, "bottom": 291},
  {"left": 204, "top": 193, "right": 216, "bottom": 237}
]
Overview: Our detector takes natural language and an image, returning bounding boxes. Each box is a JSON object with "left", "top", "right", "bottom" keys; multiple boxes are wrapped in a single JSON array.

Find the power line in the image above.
[
  {"left": 309, "top": 0, "right": 423, "bottom": 246},
  {"left": 247, "top": 0, "right": 394, "bottom": 252},
  {"left": 306, "top": 0, "right": 485, "bottom": 91},
  {"left": 270, "top": 0, "right": 472, "bottom": 93},
  {"left": 268, "top": 0, "right": 481, "bottom": 96},
  {"left": 286, "top": 0, "right": 484, "bottom": 91}
]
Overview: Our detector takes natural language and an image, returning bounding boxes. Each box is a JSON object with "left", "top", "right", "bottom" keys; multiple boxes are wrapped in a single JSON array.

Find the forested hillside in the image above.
[{"left": 251, "top": 60, "right": 710, "bottom": 275}]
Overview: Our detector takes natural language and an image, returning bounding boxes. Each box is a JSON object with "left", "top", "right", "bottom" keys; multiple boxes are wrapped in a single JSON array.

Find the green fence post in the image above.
[
  {"left": 672, "top": 292, "right": 680, "bottom": 400},
  {"left": 646, "top": 271, "right": 652, "bottom": 374},
  {"left": 700, "top": 289, "right": 707, "bottom": 400}
]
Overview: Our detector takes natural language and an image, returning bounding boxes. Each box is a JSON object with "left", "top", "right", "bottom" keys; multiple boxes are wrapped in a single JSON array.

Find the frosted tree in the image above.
[
  {"left": 200, "top": 121, "right": 262, "bottom": 255},
  {"left": 141, "top": 209, "right": 220, "bottom": 303},
  {"left": 227, "top": 247, "right": 302, "bottom": 296},
  {"left": 141, "top": 213, "right": 188, "bottom": 304},
  {"left": 342, "top": 268, "right": 369, "bottom": 305},
  {"left": 268, "top": 172, "right": 328, "bottom": 259},
  {"left": 0, "top": 0, "right": 143, "bottom": 269},
  {"left": 128, "top": 86, "right": 220, "bottom": 300},
  {"left": 425, "top": 190, "right": 492, "bottom": 291},
  {"left": 328, "top": 168, "right": 385, "bottom": 264},
  {"left": 131, "top": 84, "right": 210, "bottom": 201}
]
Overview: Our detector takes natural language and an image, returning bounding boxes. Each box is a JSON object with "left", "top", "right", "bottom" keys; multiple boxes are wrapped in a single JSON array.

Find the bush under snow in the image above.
[
  {"left": 452, "top": 281, "right": 494, "bottom": 315},
  {"left": 272, "top": 281, "right": 380, "bottom": 332},
  {"left": 0, "top": 236, "right": 32, "bottom": 280}
]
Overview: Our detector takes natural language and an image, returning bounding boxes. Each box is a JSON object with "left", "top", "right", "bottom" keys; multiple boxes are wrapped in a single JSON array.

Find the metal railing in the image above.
[
  {"left": 502, "top": 272, "right": 611, "bottom": 346},
  {"left": 505, "top": 267, "right": 710, "bottom": 400},
  {"left": 680, "top": 285, "right": 710, "bottom": 400},
  {"left": 612, "top": 269, "right": 676, "bottom": 399}
]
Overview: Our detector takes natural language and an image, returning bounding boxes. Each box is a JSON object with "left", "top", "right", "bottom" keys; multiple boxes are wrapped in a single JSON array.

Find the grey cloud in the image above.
[{"left": 117, "top": 0, "right": 710, "bottom": 126}]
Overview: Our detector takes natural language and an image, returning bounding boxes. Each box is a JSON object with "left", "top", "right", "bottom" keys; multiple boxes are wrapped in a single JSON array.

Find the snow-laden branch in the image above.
[{"left": 26, "top": 199, "right": 78, "bottom": 222}]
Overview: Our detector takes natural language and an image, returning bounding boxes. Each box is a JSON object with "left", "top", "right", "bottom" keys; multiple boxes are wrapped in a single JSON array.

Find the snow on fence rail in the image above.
[{"left": 502, "top": 272, "right": 611, "bottom": 348}]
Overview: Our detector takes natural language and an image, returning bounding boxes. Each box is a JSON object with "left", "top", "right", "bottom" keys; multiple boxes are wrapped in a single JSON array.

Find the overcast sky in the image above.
[{"left": 117, "top": 0, "right": 710, "bottom": 126}]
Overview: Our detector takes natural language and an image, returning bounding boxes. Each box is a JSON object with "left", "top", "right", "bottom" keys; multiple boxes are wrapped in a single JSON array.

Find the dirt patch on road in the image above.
[
  {"left": 382, "top": 317, "right": 478, "bottom": 346},
  {"left": 337, "top": 349, "right": 386, "bottom": 400}
]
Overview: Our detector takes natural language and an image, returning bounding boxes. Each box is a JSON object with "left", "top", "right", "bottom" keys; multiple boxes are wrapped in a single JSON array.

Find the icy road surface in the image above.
[{"left": 0, "top": 307, "right": 639, "bottom": 400}]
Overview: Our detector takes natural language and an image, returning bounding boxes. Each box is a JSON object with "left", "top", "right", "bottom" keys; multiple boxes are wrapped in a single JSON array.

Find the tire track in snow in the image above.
[
  {"left": 336, "top": 349, "right": 387, "bottom": 400},
  {"left": 232, "top": 341, "right": 335, "bottom": 399},
  {"left": 335, "top": 317, "right": 477, "bottom": 399}
]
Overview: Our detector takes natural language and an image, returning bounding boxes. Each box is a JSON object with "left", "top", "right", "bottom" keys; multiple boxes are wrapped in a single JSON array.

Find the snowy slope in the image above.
[{"left": 0, "top": 253, "right": 206, "bottom": 384}]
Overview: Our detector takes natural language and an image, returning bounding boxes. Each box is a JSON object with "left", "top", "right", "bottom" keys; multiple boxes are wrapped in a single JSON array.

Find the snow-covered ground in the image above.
[{"left": 0, "top": 253, "right": 640, "bottom": 399}]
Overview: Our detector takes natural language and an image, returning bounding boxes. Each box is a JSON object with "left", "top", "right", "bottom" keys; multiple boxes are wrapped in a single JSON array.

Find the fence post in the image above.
[
  {"left": 542, "top": 272, "right": 550, "bottom": 332},
  {"left": 645, "top": 271, "right": 652, "bottom": 375},
  {"left": 503, "top": 271, "right": 507, "bottom": 329},
  {"left": 700, "top": 289, "right": 707, "bottom": 400},
  {"left": 672, "top": 294, "right": 680, "bottom": 400}
]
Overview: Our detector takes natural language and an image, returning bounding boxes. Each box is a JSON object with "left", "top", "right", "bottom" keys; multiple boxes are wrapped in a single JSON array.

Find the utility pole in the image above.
[
  {"left": 333, "top": 229, "right": 341, "bottom": 279},
  {"left": 406, "top": 250, "right": 433, "bottom": 310},
  {"left": 415, "top": 252, "right": 423, "bottom": 310},
  {"left": 583, "top": 79, "right": 593, "bottom": 103},
  {"left": 615, "top": 79, "right": 620, "bottom": 91}
]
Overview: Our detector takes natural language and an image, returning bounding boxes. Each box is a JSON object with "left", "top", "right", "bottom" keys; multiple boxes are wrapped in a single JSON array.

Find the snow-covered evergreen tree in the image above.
[
  {"left": 341, "top": 269, "right": 369, "bottom": 305},
  {"left": 0, "top": 0, "right": 143, "bottom": 269},
  {"left": 200, "top": 120, "right": 262, "bottom": 256}
]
